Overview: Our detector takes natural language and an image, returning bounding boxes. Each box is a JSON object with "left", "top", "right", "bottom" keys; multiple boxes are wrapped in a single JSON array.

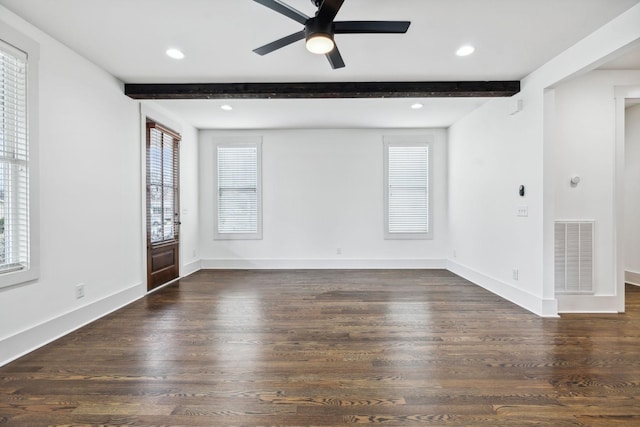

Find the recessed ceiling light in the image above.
[
  {"left": 456, "top": 45, "right": 475, "bottom": 57},
  {"left": 166, "top": 48, "right": 185, "bottom": 60},
  {"left": 411, "top": 103, "right": 424, "bottom": 110},
  {"left": 220, "top": 104, "right": 233, "bottom": 111}
]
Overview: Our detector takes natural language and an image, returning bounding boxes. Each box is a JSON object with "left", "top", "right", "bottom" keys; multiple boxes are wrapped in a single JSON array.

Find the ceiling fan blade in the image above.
[
  {"left": 253, "top": 30, "right": 306, "bottom": 55},
  {"left": 316, "top": 0, "right": 345, "bottom": 23},
  {"left": 326, "top": 45, "right": 345, "bottom": 69},
  {"left": 334, "top": 21, "right": 411, "bottom": 34},
  {"left": 253, "top": 0, "right": 309, "bottom": 25}
]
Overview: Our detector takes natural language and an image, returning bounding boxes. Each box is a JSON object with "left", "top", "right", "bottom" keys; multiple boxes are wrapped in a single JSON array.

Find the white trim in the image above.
[
  {"left": 614, "top": 85, "right": 640, "bottom": 312},
  {"left": 556, "top": 294, "right": 620, "bottom": 313},
  {"left": 182, "top": 259, "right": 202, "bottom": 277},
  {"left": 626, "top": 270, "right": 640, "bottom": 286},
  {"left": 0, "top": 19, "right": 40, "bottom": 289},
  {"left": 145, "top": 275, "right": 181, "bottom": 294},
  {"left": 447, "top": 260, "right": 559, "bottom": 317},
  {"left": 0, "top": 283, "right": 144, "bottom": 367},
  {"left": 542, "top": 89, "right": 557, "bottom": 303},
  {"left": 201, "top": 258, "right": 447, "bottom": 270},
  {"left": 139, "top": 105, "right": 148, "bottom": 288},
  {"left": 383, "top": 135, "right": 434, "bottom": 240},
  {"left": 213, "top": 137, "right": 263, "bottom": 240}
]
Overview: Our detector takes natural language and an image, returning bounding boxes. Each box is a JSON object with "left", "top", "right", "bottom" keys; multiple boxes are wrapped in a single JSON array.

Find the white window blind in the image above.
[
  {"left": 214, "top": 140, "right": 262, "bottom": 239},
  {"left": 384, "top": 139, "right": 432, "bottom": 239},
  {"left": 147, "top": 123, "right": 180, "bottom": 244},
  {"left": 0, "top": 40, "right": 29, "bottom": 275}
]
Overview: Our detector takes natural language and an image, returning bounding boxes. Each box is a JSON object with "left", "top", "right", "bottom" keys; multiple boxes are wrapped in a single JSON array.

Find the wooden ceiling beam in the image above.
[{"left": 124, "top": 81, "right": 520, "bottom": 99}]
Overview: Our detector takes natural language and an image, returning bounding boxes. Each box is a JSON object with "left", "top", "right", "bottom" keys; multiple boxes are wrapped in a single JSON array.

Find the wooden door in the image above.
[{"left": 146, "top": 120, "right": 180, "bottom": 291}]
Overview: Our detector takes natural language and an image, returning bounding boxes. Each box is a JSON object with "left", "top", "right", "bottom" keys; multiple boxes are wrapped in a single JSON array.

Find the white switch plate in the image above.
[{"left": 517, "top": 206, "right": 529, "bottom": 217}]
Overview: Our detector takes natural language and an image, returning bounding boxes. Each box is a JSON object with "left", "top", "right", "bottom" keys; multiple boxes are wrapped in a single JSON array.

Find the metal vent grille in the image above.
[{"left": 554, "top": 221, "right": 594, "bottom": 294}]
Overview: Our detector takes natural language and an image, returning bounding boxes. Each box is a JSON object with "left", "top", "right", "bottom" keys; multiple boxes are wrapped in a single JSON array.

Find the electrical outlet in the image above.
[
  {"left": 517, "top": 206, "right": 529, "bottom": 217},
  {"left": 512, "top": 269, "right": 519, "bottom": 281},
  {"left": 336, "top": 248, "right": 342, "bottom": 255},
  {"left": 453, "top": 249, "right": 457, "bottom": 258},
  {"left": 75, "top": 283, "right": 85, "bottom": 299}
]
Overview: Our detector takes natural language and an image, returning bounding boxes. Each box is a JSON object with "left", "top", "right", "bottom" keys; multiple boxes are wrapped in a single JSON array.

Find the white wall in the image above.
[
  {"left": 448, "top": 91, "right": 548, "bottom": 315},
  {"left": 0, "top": 7, "right": 140, "bottom": 364},
  {"left": 448, "top": 3, "right": 640, "bottom": 316},
  {"left": 552, "top": 71, "right": 640, "bottom": 308},
  {"left": 178, "top": 123, "right": 201, "bottom": 276},
  {"left": 0, "top": 7, "right": 199, "bottom": 365},
  {"left": 199, "top": 128, "right": 448, "bottom": 268},
  {"left": 625, "top": 103, "right": 640, "bottom": 285}
]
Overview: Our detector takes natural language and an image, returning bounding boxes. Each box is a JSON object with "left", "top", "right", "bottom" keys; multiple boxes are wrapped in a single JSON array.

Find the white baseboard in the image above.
[
  {"left": 625, "top": 270, "right": 640, "bottom": 286},
  {"left": 201, "top": 258, "right": 448, "bottom": 270},
  {"left": 182, "top": 259, "right": 202, "bottom": 277},
  {"left": 0, "top": 283, "right": 145, "bottom": 367},
  {"left": 447, "top": 260, "right": 559, "bottom": 317},
  {"left": 556, "top": 294, "right": 620, "bottom": 313}
]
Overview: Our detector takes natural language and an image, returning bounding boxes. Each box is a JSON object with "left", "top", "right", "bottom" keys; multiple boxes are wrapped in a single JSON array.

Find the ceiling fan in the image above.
[{"left": 252, "top": 0, "right": 411, "bottom": 69}]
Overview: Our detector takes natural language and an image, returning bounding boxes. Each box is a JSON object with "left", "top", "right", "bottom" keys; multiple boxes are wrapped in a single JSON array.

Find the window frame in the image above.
[
  {"left": 383, "top": 136, "right": 433, "bottom": 240},
  {"left": 146, "top": 120, "right": 181, "bottom": 245},
  {"left": 0, "top": 21, "right": 40, "bottom": 289},
  {"left": 213, "top": 137, "right": 263, "bottom": 240}
]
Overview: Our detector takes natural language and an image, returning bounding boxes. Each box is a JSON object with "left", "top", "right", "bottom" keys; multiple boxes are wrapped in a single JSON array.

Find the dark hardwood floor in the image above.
[{"left": 2, "top": 269, "right": 640, "bottom": 426}]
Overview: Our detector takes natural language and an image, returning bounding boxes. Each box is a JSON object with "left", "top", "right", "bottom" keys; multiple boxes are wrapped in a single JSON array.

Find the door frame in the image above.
[
  {"left": 139, "top": 104, "right": 183, "bottom": 292},
  {"left": 145, "top": 120, "right": 181, "bottom": 291},
  {"left": 615, "top": 85, "right": 640, "bottom": 311}
]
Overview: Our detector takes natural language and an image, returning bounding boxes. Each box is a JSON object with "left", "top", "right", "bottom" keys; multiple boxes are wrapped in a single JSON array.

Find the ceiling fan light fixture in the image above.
[
  {"left": 305, "top": 33, "right": 334, "bottom": 54},
  {"left": 252, "top": 0, "right": 411, "bottom": 69}
]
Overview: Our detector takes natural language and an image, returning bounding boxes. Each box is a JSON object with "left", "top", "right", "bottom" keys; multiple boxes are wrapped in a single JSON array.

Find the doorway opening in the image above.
[{"left": 624, "top": 99, "right": 640, "bottom": 293}]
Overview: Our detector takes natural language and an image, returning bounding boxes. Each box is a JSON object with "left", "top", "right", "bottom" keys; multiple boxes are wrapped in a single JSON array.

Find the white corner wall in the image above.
[
  {"left": 0, "top": 7, "right": 200, "bottom": 366},
  {"left": 552, "top": 71, "right": 640, "bottom": 312},
  {"left": 199, "top": 128, "right": 448, "bottom": 269},
  {"left": 625, "top": 103, "right": 640, "bottom": 286},
  {"left": 447, "top": 91, "right": 550, "bottom": 316},
  {"left": 448, "top": 3, "right": 640, "bottom": 316},
  {"left": 179, "top": 122, "right": 201, "bottom": 276}
]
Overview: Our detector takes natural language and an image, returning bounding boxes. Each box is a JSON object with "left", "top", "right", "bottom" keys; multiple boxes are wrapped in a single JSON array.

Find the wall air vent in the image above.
[{"left": 554, "top": 221, "right": 594, "bottom": 294}]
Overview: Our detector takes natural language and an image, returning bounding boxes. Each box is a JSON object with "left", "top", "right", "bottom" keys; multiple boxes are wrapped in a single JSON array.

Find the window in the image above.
[
  {"left": 214, "top": 138, "right": 262, "bottom": 240},
  {"left": 147, "top": 121, "right": 180, "bottom": 244},
  {"left": 0, "top": 25, "right": 39, "bottom": 289},
  {"left": 384, "top": 137, "right": 432, "bottom": 239}
]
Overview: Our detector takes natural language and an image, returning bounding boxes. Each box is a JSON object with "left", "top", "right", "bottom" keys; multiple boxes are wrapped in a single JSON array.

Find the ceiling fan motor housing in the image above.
[{"left": 305, "top": 17, "right": 334, "bottom": 41}]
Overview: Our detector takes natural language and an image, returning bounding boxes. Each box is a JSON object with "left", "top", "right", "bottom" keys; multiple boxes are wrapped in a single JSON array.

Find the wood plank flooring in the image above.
[{"left": 2, "top": 269, "right": 640, "bottom": 426}]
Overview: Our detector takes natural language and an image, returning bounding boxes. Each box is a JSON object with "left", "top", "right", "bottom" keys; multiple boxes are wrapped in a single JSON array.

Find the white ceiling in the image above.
[{"left": 2, "top": 0, "right": 639, "bottom": 129}]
